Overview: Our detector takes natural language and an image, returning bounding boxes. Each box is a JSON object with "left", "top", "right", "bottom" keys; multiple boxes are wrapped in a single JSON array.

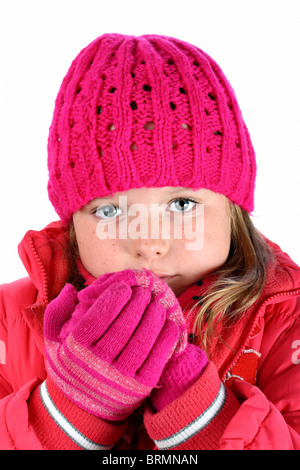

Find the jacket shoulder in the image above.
[{"left": 0, "top": 277, "right": 38, "bottom": 320}]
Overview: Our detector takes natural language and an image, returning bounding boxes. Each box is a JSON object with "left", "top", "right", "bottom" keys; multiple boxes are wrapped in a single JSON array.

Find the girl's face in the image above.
[{"left": 72, "top": 187, "right": 231, "bottom": 296}]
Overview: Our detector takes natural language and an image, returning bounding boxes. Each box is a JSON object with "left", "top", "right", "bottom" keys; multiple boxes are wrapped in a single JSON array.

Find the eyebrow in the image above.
[
  {"left": 159, "top": 187, "right": 207, "bottom": 196},
  {"left": 86, "top": 187, "right": 204, "bottom": 206},
  {"left": 166, "top": 187, "right": 199, "bottom": 193}
]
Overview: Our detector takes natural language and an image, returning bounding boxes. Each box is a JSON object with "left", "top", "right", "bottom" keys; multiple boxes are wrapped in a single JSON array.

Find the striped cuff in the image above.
[
  {"left": 144, "top": 361, "right": 240, "bottom": 450},
  {"left": 28, "top": 378, "right": 127, "bottom": 450},
  {"left": 154, "top": 382, "right": 226, "bottom": 449},
  {"left": 39, "top": 381, "right": 111, "bottom": 450}
]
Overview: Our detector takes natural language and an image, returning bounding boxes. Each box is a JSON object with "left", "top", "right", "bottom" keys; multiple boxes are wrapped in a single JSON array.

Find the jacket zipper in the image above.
[
  {"left": 26, "top": 234, "right": 49, "bottom": 305},
  {"left": 221, "top": 287, "right": 300, "bottom": 382}
]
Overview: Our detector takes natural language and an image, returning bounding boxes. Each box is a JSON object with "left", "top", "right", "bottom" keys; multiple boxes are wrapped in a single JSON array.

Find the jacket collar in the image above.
[{"left": 18, "top": 221, "right": 71, "bottom": 305}]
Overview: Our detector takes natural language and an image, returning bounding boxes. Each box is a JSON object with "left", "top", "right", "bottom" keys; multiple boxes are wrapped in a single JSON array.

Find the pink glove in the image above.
[
  {"left": 150, "top": 343, "right": 208, "bottom": 411},
  {"left": 44, "top": 269, "right": 185, "bottom": 421}
]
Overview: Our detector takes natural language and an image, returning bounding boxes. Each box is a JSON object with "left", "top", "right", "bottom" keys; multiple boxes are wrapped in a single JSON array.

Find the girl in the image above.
[{"left": 0, "top": 33, "right": 300, "bottom": 450}]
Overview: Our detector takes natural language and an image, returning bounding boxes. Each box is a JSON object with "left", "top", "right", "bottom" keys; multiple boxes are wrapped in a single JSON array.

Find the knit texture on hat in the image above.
[{"left": 47, "top": 34, "right": 256, "bottom": 222}]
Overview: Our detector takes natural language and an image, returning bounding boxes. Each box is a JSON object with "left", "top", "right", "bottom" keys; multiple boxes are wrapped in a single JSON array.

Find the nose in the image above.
[{"left": 131, "top": 238, "right": 170, "bottom": 261}]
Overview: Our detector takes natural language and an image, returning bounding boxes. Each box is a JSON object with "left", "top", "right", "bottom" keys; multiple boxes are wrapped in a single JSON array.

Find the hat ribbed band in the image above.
[{"left": 47, "top": 34, "right": 256, "bottom": 222}]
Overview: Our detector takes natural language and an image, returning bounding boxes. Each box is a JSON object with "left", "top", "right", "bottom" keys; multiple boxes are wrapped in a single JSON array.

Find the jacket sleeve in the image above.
[
  {"left": 0, "top": 280, "right": 128, "bottom": 450},
  {"left": 144, "top": 361, "right": 241, "bottom": 450},
  {"left": 144, "top": 361, "right": 300, "bottom": 450},
  {"left": 0, "top": 374, "right": 131, "bottom": 450},
  {"left": 0, "top": 377, "right": 128, "bottom": 450},
  {"left": 144, "top": 299, "right": 300, "bottom": 450}
]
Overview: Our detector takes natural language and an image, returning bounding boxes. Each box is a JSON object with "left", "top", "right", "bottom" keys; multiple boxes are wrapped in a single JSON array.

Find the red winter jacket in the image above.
[{"left": 0, "top": 221, "right": 300, "bottom": 450}]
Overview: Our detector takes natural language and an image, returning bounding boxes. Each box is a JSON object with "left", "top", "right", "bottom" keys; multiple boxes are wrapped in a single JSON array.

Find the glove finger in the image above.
[
  {"left": 137, "top": 319, "right": 179, "bottom": 385},
  {"left": 114, "top": 298, "right": 166, "bottom": 375},
  {"left": 44, "top": 283, "right": 78, "bottom": 341},
  {"left": 72, "top": 281, "right": 132, "bottom": 347},
  {"left": 92, "top": 286, "right": 152, "bottom": 361},
  {"left": 77, "top": 269, "right": 137, "bottom": 305},
  {"left": 135, "top": 270, "right": 184, "bottom": 325}
]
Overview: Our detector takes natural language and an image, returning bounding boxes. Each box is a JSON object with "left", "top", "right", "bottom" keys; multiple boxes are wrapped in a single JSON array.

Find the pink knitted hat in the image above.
[{"left": 47, "top": 34, "right": 256, "bottom": 222}]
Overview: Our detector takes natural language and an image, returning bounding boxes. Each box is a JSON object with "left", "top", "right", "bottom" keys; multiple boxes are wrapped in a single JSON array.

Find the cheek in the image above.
[
  {"left": 204, "top": 212, "right": 231, "bottom": 264},
  {"left": 81, "top": 239, "right": 122, "bottom": 277},
  {"left": 182, "top": 206, "right": 231, "bottom": 274},
  {"left": 74, "top": 219, "right": 120, "bottom": 275}
]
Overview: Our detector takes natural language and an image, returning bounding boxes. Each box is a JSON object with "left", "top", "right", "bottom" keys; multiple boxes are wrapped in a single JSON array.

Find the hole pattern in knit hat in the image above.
[
  {"left": 130, "top": 142, "right": 138, "bottom": 150},
  {"left": 144, "top": 121, "right": 155, "bottom": 130},
  {"left": 84, "top": 47, "right": 244, "bottom": 191}
]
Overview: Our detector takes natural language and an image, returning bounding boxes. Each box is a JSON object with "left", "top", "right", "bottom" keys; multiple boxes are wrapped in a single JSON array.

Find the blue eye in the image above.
[
  {"left": 169, "top": 198, "right": 196, "bottom": 213},
  {"left": 95, "top": 204, "right": 122, "bottom": 219}
]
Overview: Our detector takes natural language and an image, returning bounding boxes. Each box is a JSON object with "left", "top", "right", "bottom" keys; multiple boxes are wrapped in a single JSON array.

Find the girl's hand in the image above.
[
  {"left": 43, "top": 269, "right": 183, "bottom": 421},
  {"left": 150, "top": 342, "right": 209, "bottom": 412}
]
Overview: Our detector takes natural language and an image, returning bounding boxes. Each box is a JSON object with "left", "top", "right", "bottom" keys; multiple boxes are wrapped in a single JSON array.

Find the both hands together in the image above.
[{"left": 44, "top": 269, "right": 208, "bottom": 421}]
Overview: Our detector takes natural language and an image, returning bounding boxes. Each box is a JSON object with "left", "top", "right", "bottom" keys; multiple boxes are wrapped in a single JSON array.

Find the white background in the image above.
[{"left": 0, "top": 0, "right": 299, "bottom": 284}]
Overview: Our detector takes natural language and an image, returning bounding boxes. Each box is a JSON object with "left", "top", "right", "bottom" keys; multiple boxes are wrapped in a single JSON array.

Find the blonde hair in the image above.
[
  {"left": 191, "top": 204, "right": 274, "bottom": 350},
  {"left": 68, "top": 204, "right": 274, "bottom": 350},
  {"left": 68, "top": 222, "right": 86, "bottom": 291}
]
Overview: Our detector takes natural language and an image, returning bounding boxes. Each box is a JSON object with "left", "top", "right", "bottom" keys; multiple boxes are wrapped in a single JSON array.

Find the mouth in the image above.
[{"left": 152, "top": 272, "right": 177, "bottom": 281}]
